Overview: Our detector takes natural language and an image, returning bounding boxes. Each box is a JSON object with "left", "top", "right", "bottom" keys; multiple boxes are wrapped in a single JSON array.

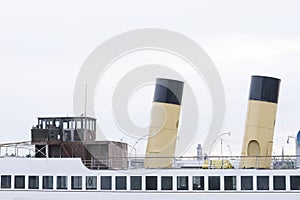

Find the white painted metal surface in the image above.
[{"left": 0, "top": 158, "right": 300, "bottom": 199}]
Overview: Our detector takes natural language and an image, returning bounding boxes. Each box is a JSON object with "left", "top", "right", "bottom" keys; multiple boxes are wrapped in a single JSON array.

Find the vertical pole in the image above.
[
  {"left": 84, "top": 84, "right": 87, "bottom": 119},
  {"left": 221, "top": 138, "right": 223, "bottom": 157},
  {"left": 84, "top": 84, "right": 88, "bottom": 141}
]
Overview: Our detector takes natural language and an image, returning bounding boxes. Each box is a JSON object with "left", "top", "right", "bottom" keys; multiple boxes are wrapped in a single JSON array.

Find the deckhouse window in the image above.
[
  {"left": 15, "top": 175, "right": 25, "bottom": 189},
  {"left": 161, "top": 176, "right": 173, "bottom": 190},
  {"left": 290, "top": 176, "right": 300, "bottom": 190},
  {"left": 43, "top": 176, "right": 53, "bottom": 189},
  {"left": 116, "top": 176, "right": 127, "bottom": 190},
  {"left": 146, "top": 176, "right": 157, "bottom": 190},
  {"left": 130, "top": 176, "right": 142, "bottom": 190},
  {"left": 101, "top": 176, "right": 112, "bottom": 190},
  {"left": 273, "top": 176, "right": 286, "bottom": 190},
  {"left": 241, "top": 176, "right": 253, "bottom": 190},
  {"left": 177, "top": 176, "right": 188, "bottom": 190},
  {"left": 193, "top": 176, "right": 204, "bottom": 190},
  {"left": 71, "top": 176, "right": 82, "bottom": 190},
  {"left": 1, "top": 175, "right": 11, "bottom": 189},
  {"left": 86, "top": 176, "right": 97, "bottom": 190},
  {"left": 257, "top": 176, "right": 269, "bottom": 190},
  {"left": 29, "top": 176, "right": 39, "bottom": 189},
  {"left": 57, "top": 176, "right": 67, "bottom": 190},
  {"left": 208, "top": 176, "right": 220, "bottom": 190},
  {"left": 224, "top": 176, "right": 236, "bottom": 190}
]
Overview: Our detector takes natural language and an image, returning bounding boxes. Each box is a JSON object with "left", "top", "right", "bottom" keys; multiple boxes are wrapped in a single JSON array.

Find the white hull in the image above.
[
  {"left": 1, "top": 158, "right": 300, "bottom": 200},
  {"left": 0, "top": 191, "right": 300, "bottom": 200}
]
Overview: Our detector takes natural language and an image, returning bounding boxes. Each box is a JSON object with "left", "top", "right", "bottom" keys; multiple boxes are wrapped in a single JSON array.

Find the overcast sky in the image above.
[{"left": 0, "top": 0, "right": 300, "bottom": 156}]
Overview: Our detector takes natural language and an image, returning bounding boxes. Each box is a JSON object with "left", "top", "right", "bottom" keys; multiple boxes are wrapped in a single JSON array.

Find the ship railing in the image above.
[
  {"left": 81, "top": 155, "right": 299, "bottom": 170},
  {"left": 0, "top": 141, "right": 34, "bottom": 158},
  {"left": 82, "top": 156, "right": 129, "bottom": 170}
]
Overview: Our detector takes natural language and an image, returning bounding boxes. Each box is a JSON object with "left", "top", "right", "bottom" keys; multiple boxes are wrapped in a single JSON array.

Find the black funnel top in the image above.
[
  {"left": 249, "top": 76, "right": 281, "bottom": 103},
  {"left": 153, "top": 78, "right": 184, "bottom": 105}
]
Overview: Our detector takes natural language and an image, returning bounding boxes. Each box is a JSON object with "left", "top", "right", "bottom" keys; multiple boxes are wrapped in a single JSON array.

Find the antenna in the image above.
[
  {"left": 84, "top": 84, "right": 88, "bottom": 139},
  {"left": 84, "top": 84, "right": 88, "bottom": 119}
]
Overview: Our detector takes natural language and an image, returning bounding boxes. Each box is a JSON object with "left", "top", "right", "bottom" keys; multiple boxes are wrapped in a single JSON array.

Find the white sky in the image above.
[{"left": 0, "top": 0, "right": 300, "bottom": 156}]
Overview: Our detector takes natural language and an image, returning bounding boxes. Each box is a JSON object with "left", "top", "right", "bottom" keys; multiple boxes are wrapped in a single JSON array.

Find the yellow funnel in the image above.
[
  {"left": 144, "top": 78, "right": 184, "bottom": 168},
  {"left": 240, "top": 76, "right": 280, "bottom": 168}
]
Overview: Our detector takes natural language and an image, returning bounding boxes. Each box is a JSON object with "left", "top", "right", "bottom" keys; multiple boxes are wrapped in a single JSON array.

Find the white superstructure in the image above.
[{"left": 0, "top": 157, "right": 300, "bottom": 200}]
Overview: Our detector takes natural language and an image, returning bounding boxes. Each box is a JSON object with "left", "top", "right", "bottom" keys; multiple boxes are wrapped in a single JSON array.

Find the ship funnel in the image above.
[
  {"left": 240, "top": 76, "right": 280, "bottom": 168},
  {"left": 144, "top": 78, "right": 184, "bottom": 168}
]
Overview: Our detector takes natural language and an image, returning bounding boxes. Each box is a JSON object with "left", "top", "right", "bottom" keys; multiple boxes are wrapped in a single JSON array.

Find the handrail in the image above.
[{"left": 80, "top": 155, "right": 299, "bottom": 170}]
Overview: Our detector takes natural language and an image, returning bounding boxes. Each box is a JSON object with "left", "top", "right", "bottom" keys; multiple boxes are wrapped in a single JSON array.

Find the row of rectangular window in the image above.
[{"left": 1, "top": 175, "right": 300, "bottom": 191}]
